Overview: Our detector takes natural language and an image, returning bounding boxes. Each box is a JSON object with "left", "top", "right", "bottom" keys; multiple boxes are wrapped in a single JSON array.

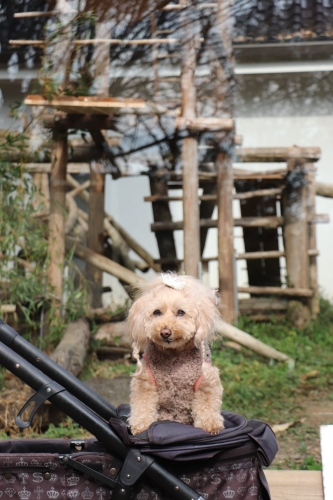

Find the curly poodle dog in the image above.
[{"left": 127, "top": 272, "right": 224, "bottom": 435}]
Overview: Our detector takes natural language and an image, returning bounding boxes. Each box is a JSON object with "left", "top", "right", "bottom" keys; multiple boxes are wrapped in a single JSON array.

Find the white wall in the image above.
[{"left": 236, "top": 116, "right": 333, "bottom": 300}]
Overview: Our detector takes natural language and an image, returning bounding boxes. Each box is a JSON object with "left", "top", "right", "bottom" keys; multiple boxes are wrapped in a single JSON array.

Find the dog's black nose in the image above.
[{"left": 160, "top": 328, "right": 172, "bottom": 340}]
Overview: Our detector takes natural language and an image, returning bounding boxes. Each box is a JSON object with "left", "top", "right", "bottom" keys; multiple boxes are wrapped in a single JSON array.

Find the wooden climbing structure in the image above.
[{"left": 10, "top": 1, "right": 328, "bottom": 323}]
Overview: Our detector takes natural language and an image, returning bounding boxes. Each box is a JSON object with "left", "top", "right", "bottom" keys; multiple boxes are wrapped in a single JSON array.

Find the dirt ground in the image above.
[{"left": 272, "top": 392, "right": 333, "bottom": 468}]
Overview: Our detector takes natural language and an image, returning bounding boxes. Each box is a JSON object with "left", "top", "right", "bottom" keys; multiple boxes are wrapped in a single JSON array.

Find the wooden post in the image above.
[
  {"left": 180, "top": 1, "right": 200, "bottom": 278},
  {"left": 283, "top": 159, "right": 309, "bottom": 290},
  {"left": 86, "top": 21, "right": 110, "bottom": 307},
  {"left": 48, "top": 128, "right": 68, "bottom": 299},
  {"left": 306, "top": 163, "right": 320, "bottom": 316},
  {"left": 150, "top": 175, "right": 178, "bottom": 272},
  {"left": 217, "top": 152, "right": 235, "bottom": 323}
]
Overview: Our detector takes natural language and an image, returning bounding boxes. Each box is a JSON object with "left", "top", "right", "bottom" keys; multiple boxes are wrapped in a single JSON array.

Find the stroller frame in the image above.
[{"left": 0, "top": 319, "right": 206, "bottom": 500}]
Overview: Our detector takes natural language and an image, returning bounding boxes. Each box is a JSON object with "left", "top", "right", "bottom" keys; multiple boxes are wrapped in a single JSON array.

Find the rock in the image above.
[{"left": 84, "top": 376, "right": 131, "bottom": 407}]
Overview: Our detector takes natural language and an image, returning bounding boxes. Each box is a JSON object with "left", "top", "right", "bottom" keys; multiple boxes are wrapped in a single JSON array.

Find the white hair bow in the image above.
[{"left": 161, "top": 272, "right": 186, "bottom": 291}]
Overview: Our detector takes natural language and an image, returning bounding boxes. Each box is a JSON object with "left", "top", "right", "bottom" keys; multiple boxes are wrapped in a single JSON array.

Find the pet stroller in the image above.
[{"left": 0, "top": 319, "right": 278, "bottom": 500}]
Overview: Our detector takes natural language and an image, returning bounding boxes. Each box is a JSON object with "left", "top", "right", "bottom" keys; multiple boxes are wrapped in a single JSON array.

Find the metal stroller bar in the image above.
[
  {"left": 0, "top": 319, "right": 117, "bottom": 420},
  {"left": 0, "top": 324, "right": 204, "bottom": 500}
]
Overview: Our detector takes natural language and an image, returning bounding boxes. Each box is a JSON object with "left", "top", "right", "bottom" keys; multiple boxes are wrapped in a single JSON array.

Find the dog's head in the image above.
[{"left": 127, "top": 273, "right": 220, "bottom": 351}]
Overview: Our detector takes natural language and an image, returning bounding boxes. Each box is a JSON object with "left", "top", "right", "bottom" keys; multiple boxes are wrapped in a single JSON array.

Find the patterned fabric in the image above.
[
  {"left": 131, "top": 456, "right": 263, "bottom": 500},
  {"left": 0, "top": 452, "right": 117, "bottom": 500},
  {"left": 0, "top": 450, "right": 264, "bottom": 500}
]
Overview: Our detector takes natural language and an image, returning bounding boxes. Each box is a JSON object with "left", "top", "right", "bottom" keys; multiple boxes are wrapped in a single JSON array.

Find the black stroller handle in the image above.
[
  {"left": 0, "top": 324, "right": 204, "bottom": 500},
  {"left": 0, "top": 318, "right": 117, "bottom": 420}
]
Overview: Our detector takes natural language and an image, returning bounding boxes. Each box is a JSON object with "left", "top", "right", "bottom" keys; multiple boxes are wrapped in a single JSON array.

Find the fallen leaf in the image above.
[
  {"left": 272, "top": 418, "right": 305, "bottom": 434},
  {"left": 301, "top": 370, "right": 320, "bottom": 381}
]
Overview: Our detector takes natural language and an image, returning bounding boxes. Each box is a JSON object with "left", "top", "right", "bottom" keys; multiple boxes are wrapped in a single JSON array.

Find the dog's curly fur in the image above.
[{"left": 127, "top": 273, "right": 224, "bottom": 435}]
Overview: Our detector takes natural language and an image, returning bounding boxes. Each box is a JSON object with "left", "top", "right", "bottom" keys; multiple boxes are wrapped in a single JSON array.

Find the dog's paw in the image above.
[
  {"left": 130, "top": 424, "right": 148, "bottom": 436},
  {"left": 196, "top": 415, "right": 225, "bottom": 434}
]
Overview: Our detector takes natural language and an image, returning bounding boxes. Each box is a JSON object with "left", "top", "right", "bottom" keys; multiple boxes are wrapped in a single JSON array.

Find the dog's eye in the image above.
[
  {"left": 153, "top": 309, "right": 162, "bottom": 316},
  {"left": 177, "top": 309, "right": 185, "bottom": 316}
]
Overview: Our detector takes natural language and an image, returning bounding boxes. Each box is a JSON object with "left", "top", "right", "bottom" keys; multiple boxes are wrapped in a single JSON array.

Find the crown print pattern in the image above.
[
  {"left": 0, "top": 453, "right": 116, "bottom": 500},
  {"left": 131, "top": 456, "right": 262, "bottom": 500},
  {"left": 0, "top": 451, "right": 262, "bottom": 500}
]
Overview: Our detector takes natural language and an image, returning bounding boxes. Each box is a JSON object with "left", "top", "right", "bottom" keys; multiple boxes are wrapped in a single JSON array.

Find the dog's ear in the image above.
[
  {"left": 127, "top": 294, "right": 149, "bottom": 351},
  {"left": 194, "top": 290, "right": 220, "bottom": 347}
]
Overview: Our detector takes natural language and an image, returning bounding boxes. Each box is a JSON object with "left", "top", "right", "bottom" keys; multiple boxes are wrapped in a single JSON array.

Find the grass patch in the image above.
[{"left": 212, "top": 298, "right": 333, "bottom": 424}]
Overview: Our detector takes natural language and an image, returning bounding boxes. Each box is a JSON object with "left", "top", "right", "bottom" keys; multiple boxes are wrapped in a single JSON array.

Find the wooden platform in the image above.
[
  {"left": 265, "top": 470, "right": 323, "bottom": 500},
  {"left": 24, "top": 95, "right": 173, "bottom": 116}
]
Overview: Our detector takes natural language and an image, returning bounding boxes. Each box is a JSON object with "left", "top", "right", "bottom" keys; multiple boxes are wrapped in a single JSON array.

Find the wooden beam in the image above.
[
  {"left": 43, "top": 114, "right": 116, "bottom": 130},
  {"left": 176, "top": 116, "right": 234, "bottom": 131},
  {"left": 65, "top": 237, "right": 145, "bottom": 287},
  {"left": 264, "top": 470, "right": 323, "bottom": 500},
  {"left": 150, "top": 176, "right": 178, "bottom": 272},
  {"left": 153, "top": 248, "right": 318, "bottom": 265},
  {"left": 217, "top": 152, "right": 235, "bottom": 323},
  {"left": 235, "top": 146, "right": 321, "bottom": 163},
  {"left": 48, "top": 128, "right": 67, "bottom": 299},
  {"left": 238, "top": 286, "right": 313, "bottom": 297},
  {"left": 144, "top": 187, "right": 283, "bottom": 202},
  {"left": 181, "top": 0, "right": 200, "bottom": 278},
  {"left": 316, "top": 181, "right": 333, "bottom": 197},
  {"left": 151, "top": 216, "right": 284, "bottom": 231},
  {"left": 307, "top": 164, "right": 320, "bottom": 316},
  {"left": 283, "top": 159, "right": 309, "bottom": 290}
]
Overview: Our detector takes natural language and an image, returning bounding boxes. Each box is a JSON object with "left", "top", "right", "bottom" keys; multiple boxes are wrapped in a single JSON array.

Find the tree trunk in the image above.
[{"left": 51, "top": 319, "right": 90, "bottom": 377}]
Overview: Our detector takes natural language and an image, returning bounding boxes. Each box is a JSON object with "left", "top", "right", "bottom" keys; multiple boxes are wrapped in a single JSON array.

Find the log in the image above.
[
  {"left": 307, "top": 165, "right": 320, "bottom": 316},
  {"left": 238, "top": 286, "right": 313, "bottom": 297},
  {"left": 86, "top": 306, "right": 126, "bottom": 323},
  {"left": 48, "top": 128, "right": 67, "bottom": 298},
  {"left": 144, "top": 187, "right": 283, "bottom": 202},
  {"left": 181, "top": 0, "right": 200, "bottom": 278},
  {"left": 235, "top": 146, "right": 321, "bottom": 163},
  {"left": 109, "top": 217, "right": 160, "bottom": 273},
  {"left": 315, "top": 181, "right": 333, "bottom": 198},
  {"left": 95, "top": 320, "right": 130, "bottom": 347},
  {"left": 239, "top": 298, "right": 288, "bottom": 312},
  {"left": 65, "top": 194, "right": 78, "bottom": 234},
  {"left": 65, "top": 237, "right": 145, "bottom": 286},
  {"left": 66, "top": 175, "right": 159, "bottom": 273},
  {"left": 87, "top": 167, "right": 105, "bottom": 307},
  {"left": 217, "top": 320, "right": 293, "bottom": 364},
  {"left": 151, "top": 216, "right": 284, "bottom": 231},
  {"left": 176, "top": 116, "right": 234, "bottom": 131},
  {"left": 51, "top": 319, "right": 90, "bottom": 377},
  {"left": 283, "top": 159, "right": 308, "bottom": 290},
  {"left": 104, "top": 219, "right": 136, "bottom": 272},
  {"left": 217, "top": 152, "right": 235, "bottom": 323}
]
